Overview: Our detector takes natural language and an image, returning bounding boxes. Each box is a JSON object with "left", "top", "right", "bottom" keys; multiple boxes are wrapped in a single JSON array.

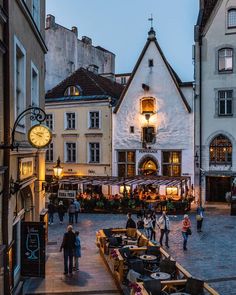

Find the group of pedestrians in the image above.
[
  {"left": 60, "top": 225, "right": 81, "bottom": 276},
  {"left": 47, "top": 199, "right": 81, "bottom": 225},
  {"left": 126, "top": 203, "right": 204, "bottom": 251}
]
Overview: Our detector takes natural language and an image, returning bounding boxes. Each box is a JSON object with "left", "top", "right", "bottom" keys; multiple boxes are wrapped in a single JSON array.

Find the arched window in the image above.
[
  {"left": 141, "top": 97, "right": 155, "bottom": 114},
  {"left": 218, "top": 48, "right": 233, "bottom": 72},
  {"left": 209, "top": 134, "right": 232, "bottom": 164},
  {"left": 228, "top": 9, "right": 236, "bottom": 28},
  {"left": 64, "top": 86, "right": 80, "bottom": 96}
]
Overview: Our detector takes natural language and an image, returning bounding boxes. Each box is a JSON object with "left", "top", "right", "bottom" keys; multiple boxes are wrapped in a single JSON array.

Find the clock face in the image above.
[{"left": 28, "top": 124, "right": 52, "bottom": 148}]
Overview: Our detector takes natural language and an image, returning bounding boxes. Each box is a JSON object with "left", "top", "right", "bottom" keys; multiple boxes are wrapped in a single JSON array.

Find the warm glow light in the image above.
[
  {"left": 120, "top": 185, "right": 131, "bottom": 194},
  {"left": 53, "top": 157, "right": 63, "bottom": 178},
  {"left": 166, "top": 187, "right": 178, "bottom": 195}
]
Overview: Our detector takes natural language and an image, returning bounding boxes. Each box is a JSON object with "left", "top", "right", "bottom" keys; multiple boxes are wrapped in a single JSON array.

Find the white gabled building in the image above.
[{"left": 112, "top": 28, "right": 194, "bottom": 197}]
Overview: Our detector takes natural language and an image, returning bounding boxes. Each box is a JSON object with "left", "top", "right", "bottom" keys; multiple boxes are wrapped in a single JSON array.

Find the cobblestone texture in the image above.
[{"left": 24, "top": 205, "right": 236, "bottom": 294}]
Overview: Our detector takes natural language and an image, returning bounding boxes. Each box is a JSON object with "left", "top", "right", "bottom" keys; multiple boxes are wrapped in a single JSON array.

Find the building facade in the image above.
[
  {"left": 45, "top": 68, "right": 123, "bottom": 194},
  {"left": 112, "top": 28, "right": 194, "bottom": 196},
  {"left": 45, "top": 14, "right": 115, "bottom": 92},
  {"left": 0, "top": 1, "right": 47, "bottom": 293},
  {"left": 194, "top": 0, "right": 236, "bottom": 203}
]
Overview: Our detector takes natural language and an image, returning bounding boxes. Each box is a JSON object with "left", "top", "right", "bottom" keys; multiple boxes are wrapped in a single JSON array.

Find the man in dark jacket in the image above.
[
  {"left": 48, "top": 201, "right": 55, "bottom": 225},
  {"left": 126, "top": 213, "right": 136, "bottom": 229},
  {"left": 60, "top": 225, "right": 76, "bottom": 276}
]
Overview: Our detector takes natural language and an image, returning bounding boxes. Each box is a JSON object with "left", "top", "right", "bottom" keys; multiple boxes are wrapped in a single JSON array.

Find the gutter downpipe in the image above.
[
  {"left": 2, "top": 0, "right": 11, "bottom": 294},
  {"left": 199, "top": 36, "right": 202, "bottom": 206}
]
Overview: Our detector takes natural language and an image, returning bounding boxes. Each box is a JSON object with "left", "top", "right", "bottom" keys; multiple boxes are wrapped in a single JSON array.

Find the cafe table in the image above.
[
  {"left": 140, "top": 254, "right": 157, "bottom": 261},
  {"left": 170, "top": 293, "right": 191, "bottom": 295},
  {"left": 150, "top": 271, "right": 171, "bottom": 280}
]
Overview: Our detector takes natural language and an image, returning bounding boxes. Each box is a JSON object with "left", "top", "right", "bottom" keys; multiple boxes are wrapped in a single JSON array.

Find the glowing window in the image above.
[
  {"left": 141, "top": 97, "right": 155, "bottom": 114},
  {"left": 209, "top": 134, "right": 232, "bottom": 164},
  {"left": 64, "top": 86, "right": 80, "bottom": 96}
]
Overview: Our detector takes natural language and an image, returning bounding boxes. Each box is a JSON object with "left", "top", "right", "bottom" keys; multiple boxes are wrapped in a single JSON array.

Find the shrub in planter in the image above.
[{"left": 96, "top": 200, "right": 105, "bottom": 209}]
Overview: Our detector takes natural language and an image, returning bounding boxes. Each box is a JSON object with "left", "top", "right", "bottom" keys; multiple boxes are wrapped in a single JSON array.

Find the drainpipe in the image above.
[
  {"left": 199, "top": 37, "right": 202, "bottom": 206},
  {"left": 2, "top": 0, "right": 11, "bottom": 294}
]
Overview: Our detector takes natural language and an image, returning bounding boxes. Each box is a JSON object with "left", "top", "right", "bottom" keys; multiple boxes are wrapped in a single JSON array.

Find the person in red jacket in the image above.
[{"left": 182, "top": 214, "right": 191, "bottom": 251}]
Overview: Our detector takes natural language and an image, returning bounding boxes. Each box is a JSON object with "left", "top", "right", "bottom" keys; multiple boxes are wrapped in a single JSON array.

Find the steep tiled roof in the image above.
[{"left": 45, "top": 68, "right": 124, "bottom": 102}]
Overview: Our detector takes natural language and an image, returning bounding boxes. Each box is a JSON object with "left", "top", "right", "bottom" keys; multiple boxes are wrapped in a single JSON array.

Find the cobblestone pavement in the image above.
[{"left": 24, "top": 205, "right": 236, "bottom": 295}]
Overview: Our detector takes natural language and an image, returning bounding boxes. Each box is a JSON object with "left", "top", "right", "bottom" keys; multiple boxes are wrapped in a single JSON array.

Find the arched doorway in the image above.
[{"left": 138, "top": 155, "right": 158, "bottom": 176}]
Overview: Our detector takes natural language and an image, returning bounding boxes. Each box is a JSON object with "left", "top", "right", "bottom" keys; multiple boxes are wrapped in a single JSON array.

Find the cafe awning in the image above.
[{"left": 58, "top": 175, "right": 190, "bottom": 187}]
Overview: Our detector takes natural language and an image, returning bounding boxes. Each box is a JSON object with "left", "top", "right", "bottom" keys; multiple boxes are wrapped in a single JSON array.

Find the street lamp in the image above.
[{"left": 53, "top": 157, "right": 63, "bottom": 179}]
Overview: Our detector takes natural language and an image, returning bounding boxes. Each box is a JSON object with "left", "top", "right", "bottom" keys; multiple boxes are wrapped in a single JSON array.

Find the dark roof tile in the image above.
[{"left": 45, "top": 67, "right": 124, "bottom": 101}]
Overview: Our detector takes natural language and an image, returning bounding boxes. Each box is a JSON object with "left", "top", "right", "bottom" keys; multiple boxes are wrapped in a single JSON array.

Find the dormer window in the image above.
[
  {"left": 64, "top": 86, "right": 80, "bottom": 96},
  {"left": 141, "top": 97, "right": 155, "bottom": 114},
  {"left": 228, "top": 9, "right": 236, "bottom": 28}
]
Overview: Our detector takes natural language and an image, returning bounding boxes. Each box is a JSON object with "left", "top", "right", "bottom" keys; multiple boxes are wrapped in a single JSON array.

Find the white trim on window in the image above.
[
  {"left": 64, "top": 112, "right": 77, "bottom": 130},
  {"left": 88, "top": 110, "right": 101, "bottom": 129},
  {"left": 14, "top": 35, "right": 26, "bottom": 133},
  {"left": 64, "top": 142, "right": 77, "bottom": 163},
  {"left": 31, "top": 61, "right": 39, "bottom": 107},
  {"left": 45, "top": 113, "right": 54, "bottom": 131}
]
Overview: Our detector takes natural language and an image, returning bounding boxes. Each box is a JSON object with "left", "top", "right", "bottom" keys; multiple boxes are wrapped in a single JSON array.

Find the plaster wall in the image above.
[
  {"left": 200, "top": 0, "right": 236, "bottom": 172},
  {"left": 45, "top": 101, "right": 112, "bottom": 177},
  {"left": 45, "top": 23, "right": 115, "bottom": 91},
  {"left": 113, "top": 41, "right": 194, "bottom": 181}
]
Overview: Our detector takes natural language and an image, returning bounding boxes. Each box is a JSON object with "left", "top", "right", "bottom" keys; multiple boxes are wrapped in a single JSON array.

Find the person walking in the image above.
[
  {"left": 58, "top": 201, "right": 66, "bottom": 224},
  {"left": 150, "top": 211, "right": 157, "bottom": 241},
  {"left": 126, "top": 213, "right": 136, "bottom": 229},
  {"left": 182, "top": 214, "right": 191, "bottom": 251},
  {"left": 74, "top": 231, "right": 81, "bottom": 271},
  {"left": 48, "top": 200, "right": 55, "bottom": 225},
  {"left": 60, "top": 225, "right": 76, "bottom": 276},
  {"left": 158, "top": 211, "right": 170, "bottom": 248},
  {"left": 144, "top": 214, "right": 152, "bottom": 239},
  {"left": 68, "top": 200, "right": 76, "bottom": 224},
  {"left": 74, "top": 198, "right": 81, "bottom": 223},
  {"left": 196, "top": 204, "right": 204, "bottom": 232}
]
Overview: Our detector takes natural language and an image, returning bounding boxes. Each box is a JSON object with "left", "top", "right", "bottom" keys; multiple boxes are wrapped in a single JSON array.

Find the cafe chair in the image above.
[
  {"left": 103, "top": 228, "right": 113, "bottom": 238},
  {"left": 126, "top": 228, "right": 137, "bottom": 239},
  {"left": 129, "top": 260, "right": 152, "bottom": 282},
  {"left": 144, "top": 246, "right": 161, "bottom": 272},
  {"left": 143, "top": 279, "right": 169, "bottom": 295},
  {"left": 159, "top": 258, "right": 176, "bottom": 279},
  {"left": 185, "top": 277, "right": 204, "bottom": 295},
  {"left": 108, "top": 237, "right": 122, "bottom": 251}
]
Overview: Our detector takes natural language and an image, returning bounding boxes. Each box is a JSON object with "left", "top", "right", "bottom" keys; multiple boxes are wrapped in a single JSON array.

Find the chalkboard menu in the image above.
[{"left": 21, "top": 222, "right": 45, "bottom": 277}]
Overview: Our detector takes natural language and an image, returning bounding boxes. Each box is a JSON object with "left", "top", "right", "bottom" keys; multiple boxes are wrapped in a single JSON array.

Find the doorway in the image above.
[{"left": 206, "top": 176, "right": 231, "bottom": 202}]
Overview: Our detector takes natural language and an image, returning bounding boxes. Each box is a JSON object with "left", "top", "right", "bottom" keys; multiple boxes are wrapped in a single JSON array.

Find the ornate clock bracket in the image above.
[{"left": 0, "top": 106, "right": 47, "bottom": 151}]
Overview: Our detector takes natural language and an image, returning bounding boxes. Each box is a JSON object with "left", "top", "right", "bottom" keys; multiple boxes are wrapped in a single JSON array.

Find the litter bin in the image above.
[{"left": 230, "top": 201, "right": 236, "bottom": 216}]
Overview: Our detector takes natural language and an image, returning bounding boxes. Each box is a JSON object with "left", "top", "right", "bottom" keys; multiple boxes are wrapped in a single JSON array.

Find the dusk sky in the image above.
[{"left": 46, "top": 0, "right": 199, "bottom": 81}]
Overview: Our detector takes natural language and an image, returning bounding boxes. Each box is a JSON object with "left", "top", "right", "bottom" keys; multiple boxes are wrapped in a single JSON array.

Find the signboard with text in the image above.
[
  {"left": 21, "top": 222, "right": 45, "bottom": 277},
  {"left": 58, "top": 190, "right": 76, "bottom": 199}
]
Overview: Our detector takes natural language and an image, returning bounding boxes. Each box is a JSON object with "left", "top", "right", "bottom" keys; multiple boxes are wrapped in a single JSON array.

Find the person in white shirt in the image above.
[
  {"left": 144, "top": 214, "right": 153, "bottom": 239},
  {"left": 158, "top": 211, "right": 170, "bottom": 248}
]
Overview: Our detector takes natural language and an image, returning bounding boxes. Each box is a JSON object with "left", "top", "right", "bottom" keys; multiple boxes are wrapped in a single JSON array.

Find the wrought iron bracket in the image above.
[{"left": 0, "top": 106, "right": 47, "bottom": 151}]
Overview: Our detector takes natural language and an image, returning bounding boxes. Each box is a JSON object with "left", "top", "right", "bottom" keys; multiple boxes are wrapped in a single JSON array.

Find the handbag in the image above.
[
  {"left": 196, "top": 214, "right": 202, "bottom": 221},
  {"left": 186, "top": 228, "right": 192, "bottom": 235}
]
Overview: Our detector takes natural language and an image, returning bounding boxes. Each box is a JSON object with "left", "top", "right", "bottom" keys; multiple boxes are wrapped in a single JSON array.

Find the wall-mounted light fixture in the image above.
[{"left": 53, "top": 157, "right": 63, "bottom": 179}]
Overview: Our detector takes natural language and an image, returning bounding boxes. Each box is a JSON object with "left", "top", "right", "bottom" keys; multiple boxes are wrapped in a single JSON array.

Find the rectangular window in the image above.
[
  {"left": 14, "top": 37, "right": 26, "bottom": 127},
  {"left": 66, "top": 113, "right": 76, "bottom": 129},
  {"left": 148, "top": 59, "right": 154, "bottom": 67},
  {"left": 218, "top": 49, "right": 233, "bottom": 72},
  {"left": 218, "top": 90, "right": 233, "bottom": 116},
  {"left": 130, "top": 126, "right": 134, "bottom": 133},
  {"left": 66, "top": 143, "right": 76, "bottom": 162},
  {"left": 46, "top": 143, "right": 53, "bottom": 162},
  {"left": 32, "top": 0, "right": 40, "bottom": 29},
  {"left": 121, "top": 76, "right": 127, "bottom": 85},
  {"left": 142, "top": 127, "right": 155, "bottom": 143},
  {"left": 46, "top": 114, "right": 53, "bottom": 130},
  {"left": 89, "top": 111, "right": 99, "bottom": 128},
  {"left": 89, "top": 143, "right": 100, "bottom": 163},
  {"left": 117, "top": 150, "right": 135, "bottom": 177},
  {"left": 162, "top": 151, "right": 181, "bottom": 177}
]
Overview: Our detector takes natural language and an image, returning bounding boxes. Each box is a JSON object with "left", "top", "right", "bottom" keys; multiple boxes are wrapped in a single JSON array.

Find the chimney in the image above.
[
  {"left": 71, "top": 26, "right": 78, "bottom": 37},
  {"left": 82, "top": 36, "right": 92, "bottom": 45},
  {"left": 46, "top": 14, "right": 55, "bottom": 29}
]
